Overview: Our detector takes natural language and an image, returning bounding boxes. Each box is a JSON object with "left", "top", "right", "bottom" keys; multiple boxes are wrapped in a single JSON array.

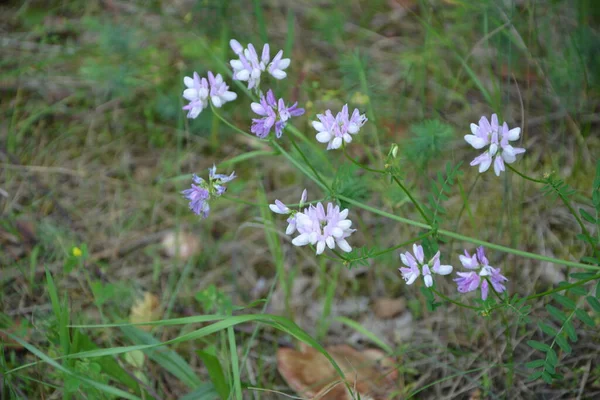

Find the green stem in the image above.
[
  {"left": 210, "top": 105, "right": 259, "bottom": 141},
  {"left": 431, "top": 288, "right": 482, "bottom": 311},
  {"left": 342, "top": 146, "right": 386, "bottom": 174},
  {"left": 288, "top": 136, "right": 331, "bottom": 192},
  {"left": 270, "top": 140, "right": 329, "bottom": 192},
  {"left": 525, "top": 273, "right": 600, "bottom": 301},
  {"left": 337, "top": 194, "right": 600, "bottom": 271},
  {"left": 508, "top": 164, "right": 600, "bottom": 260},
  {"left": 342, "top": 231, "right": 433, "bottom": 264},
  {"left": 506, "top": 164, "right": 545, "bottom": 183},
  {"left": 391, "top": 175, "right": 432, "bottom": 225}
]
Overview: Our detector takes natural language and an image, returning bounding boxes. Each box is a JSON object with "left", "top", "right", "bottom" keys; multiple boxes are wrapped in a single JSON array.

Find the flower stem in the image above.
[
  {"left": 287, "top": 136, "right": 332, "bottom": 192},
  {"left": 337, "top": 194, "right": 600, "bottom": 271},
  {"left": 431, "top": 288, "right": 482, "bottom": 311},
  {"left": 508, "top": 164, "right": 600, "bottom": 260},
  {"left": 342, "top": 146, "right": 386, "bottom": 174},
  {"left": 390, "top": 175, "right": 432, "bottom": 226}
]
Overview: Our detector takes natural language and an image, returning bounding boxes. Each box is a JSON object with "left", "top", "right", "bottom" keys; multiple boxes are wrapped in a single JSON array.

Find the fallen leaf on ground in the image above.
[
  {"left": 277, "top": 342, "right": 399, "bottom": 400},
  {"left": 161, "top": 231, "right": 201, "bottom": 259},
  {"left": 373, "top": 297, "right": 406, "bottom": 319},
  {"left": 129, "top": 292, "right": 161, "bottom": 331}
]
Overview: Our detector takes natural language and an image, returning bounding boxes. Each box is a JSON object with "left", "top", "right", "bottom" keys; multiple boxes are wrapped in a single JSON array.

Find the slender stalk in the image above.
[
  {"left": 270, "top": 140, "right": 329, "bottom": 192},
  {"left": 288, "top": 136, "right": 331, "bottom": 192},
  {"left": 338, "top": 194, "right": 600, "bottom": 271},
  {"left": 508, "top": 164, "right": 600, "bottom": 260},
  {"left": 391, "top": 175, "right": 432, "bottom": 225},
  {"left": 431, "top": 288, "right": 482, "bottom": 311},
  {"left": 342, "top": 147, "right": 386, "bottom": 174}
]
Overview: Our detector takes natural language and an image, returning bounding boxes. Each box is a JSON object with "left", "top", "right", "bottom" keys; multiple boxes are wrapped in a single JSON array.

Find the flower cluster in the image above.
[
  {"left": 399, "top": 244, "right": 453, "bottom": 287},
  {"left": 182, "top": 165, "right": 236, "bottom": 218},
  {"left": 454, "top": 247, "right": 508, "bottom": 300},
  {"left": 182, "top": 71, "right": 237, "bottom": 119},
  {"left": 270, "top": 190, "right": 355, "bottom": 255},
  {"left": 465, "top": 114, "right": 525, "bottom": 176},
  {"left": 251, "top": 90, "right": 304, "bottom": 138},
  {"left": 229, "top": 39, "right": 290, "bottom": 90},
  {"left": 312, "top": 105, "right": 368, "bottom": 150},
  {"left": 398, "top": 244, "right": 508, "bottom": 300}
]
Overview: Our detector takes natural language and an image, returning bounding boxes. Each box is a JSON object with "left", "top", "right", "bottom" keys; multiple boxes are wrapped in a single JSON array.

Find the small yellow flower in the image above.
[
  {"left": 72, "top": 247, "right": 82, "bottom": 257},
  {"left": 350, "top": 91, "right": 370, "bottom": 106}
]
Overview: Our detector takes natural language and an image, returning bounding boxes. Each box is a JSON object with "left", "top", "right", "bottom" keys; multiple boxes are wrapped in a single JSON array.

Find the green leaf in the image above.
[
  {"left": 527, "top": 371, "right": 543, "bottom": 381},
  {"left": 596, "top": 280, "right": 600, "bottom": 298},
  {"left": 335, "top": 317, "right": 393, "bottom": 354},
  {"left": 538, "top": 322, "right": 558, "bottom": 336},
  {"left": 564, "top": 320, "right": 577, "bottom": 341},
  {"left": 568, "top": 285, "right": 588, "bottom": 296},
  {"left": 120, "top": 326, "right": 203, "bottom": 388},
  {"left": 555, "top": 335, "right": 572, "bottom": 354},
  {"left": 586, "top": 296, "right": 600, "bottom": 312},
  {"left": 551, "top": 294, "right": 576, "bottom": 310},
  {"left": 527, "top": 340, "right": 551, "bottom": 352},
  {"left": 546, "top": 348, "right": 558, "bottom": 367},
  {"left": 546, "top": 304, "right": 567, "bottom": 323},
  {"left": 197, "top": 350, "right": 230, "bottom": 400},
  {"left": 541, "top": 371, "right": 553, "bottom": 384},
  {"left": 569, "top": 272, "right": 596, "bottom": 279},
  {"left": 525, "top": 359, "right": 546, "bottom": 369},
  {"left": 575, "top": 308, "right": 595, "bottom": 327},
  {"left": 579, "top": 208, "right": 596, "bottom": 224},
  {"left": 544, "top": 362, "right": 556, "bottom": 375}
]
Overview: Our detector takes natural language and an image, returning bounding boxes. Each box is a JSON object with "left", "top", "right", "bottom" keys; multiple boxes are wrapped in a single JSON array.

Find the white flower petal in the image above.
[
  {"left": 312, "top": 121, "right": 325, "bottom": 132},
  {"left": 331, "top": 137, "right": 343, "bottom": 149},
  {"left": 336, "top": 239, "right": 352, "bottom": 253},
  {"left": 292, "top": 233, "right": 310, "bottom": 246},
  {"left": 507, "top": 127, "right": 521, "bottom": 141},
  {"left": 326, "top": 236, "right": 335, "bottom": 249},
  {"left": 278, "top": 58, "right": 291, "bottom": 69},
  {"left": 222, "top": 91, "right": 237, "bottom": 101},
  {"left": 183, "top": 76, "right": 194, "bottom": 88},
  {"left": 316, "top": 241, "right": 326, "bottom": 255},
  {"left": 316, "top": 131, "right": 332, "bottom": 143},
  {"left": 424, "top": 274, "right": 433, "bottom": 287},
  {"left": 464, "top": 134, "right": 487, "bottom": 149},
  {"left": 479, "top": 155, "right": 492, "bottom": 173},
  {"left": 331, "top": 227, "right": 343, "bottom": 238},
  {"left": 251, "top": 102, "right": 266, "bottom": 115},
  {"left": 183, "top": 88, "right": 198, "bottom": 100},
  {"left": 270, "top": 70, "right": 287, "bottom": 80},
  {"left": 236, "top": 70, "right": 250, "bottom": 81},
  {"left": 470, "top": 123, "right": 479, "bottom": 135},
  {"left": 211, "top": 96, "right": 223, "bottom": 108},
  {"left": 434, "top": 264, "right": 453, "bottom": 275},
  {"left": 337, "top": 220, "right": 352, "bottom": 230}
]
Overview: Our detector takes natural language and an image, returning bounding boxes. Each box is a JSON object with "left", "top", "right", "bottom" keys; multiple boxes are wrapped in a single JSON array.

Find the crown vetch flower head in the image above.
[
  {"left": 399, "top": 244, "right": 453, "bottom": 287},
  {"left": 251, "top": 90, "right": 304, "bottom": 139},
  {"left": 229, "top": 39, "right": 290, "bottom": 90},
  {"left": 182, "top": 72, "right": 210, "bottom": 119},
  {"left": 465, "top": 114, "right": 525, "bottom": 176},
  {"left": 183, "top": 71, "right": 236, "bottom": 119},
  {"left": 454, "top": 246, "right": 508, "bottom": 300},
  {"left": 182, "top": 165, "right": 236, "bottom": 218},
  {"left": 313, "top": 105, "right": 367, "bottom": 150},
  {"left": 270, "top": 190, "right": 354, "bottom": 255}
]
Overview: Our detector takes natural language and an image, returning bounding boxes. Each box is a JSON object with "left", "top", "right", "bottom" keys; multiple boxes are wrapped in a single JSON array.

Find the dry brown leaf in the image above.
[
  {"left": 373, "top": 298, "right": 406, "bottom": 320},
  {"left": 277, "top": 343, "right": 399, "bottom": 400},
  {"left": 161, "top": 231, "right": 201, "bottom": 260},
  {"left": 129, "top": 292, "right": 161, "bottom": 331}
]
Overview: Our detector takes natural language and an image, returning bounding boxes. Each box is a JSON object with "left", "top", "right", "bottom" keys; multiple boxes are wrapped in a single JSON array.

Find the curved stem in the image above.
[
  {"left": 288, "top": 136, "right": 331, "bottom": 192},
  {"left": 210, "top": 105, "right": 259, "bottom": 141},
  {"left": 390, "top": 175, "right": 432, "bottom": 225},
  {"left": 509, "top": 164, "right": 599, "bottom": 259},
  {"left": 506, "top": 164, "right": 545, "bottom": 184},
  {"left": 270, "top": 140, "right": 329, "bottom": 192},
  {"left": 337, "top": 194, "right": 600, "bottom": 271},
  {"left": 431, "top": 288, "right": 482, "bottom": 311},
  {"left": 342, "top": 147, "right": 386, "bottom": 174}
]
